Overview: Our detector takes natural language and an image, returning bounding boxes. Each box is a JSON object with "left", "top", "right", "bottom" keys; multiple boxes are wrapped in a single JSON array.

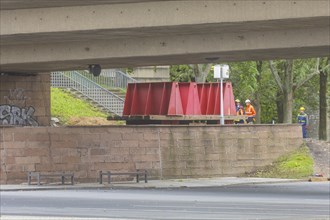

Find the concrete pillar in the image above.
[{"left": 0, "top": 73, "right": 50, "bottom": 126}]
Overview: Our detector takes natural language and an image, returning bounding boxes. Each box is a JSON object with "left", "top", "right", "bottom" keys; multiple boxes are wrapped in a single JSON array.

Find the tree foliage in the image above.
[
  {"left": 168, "top": 58, "right": 328, "bottom": 134},
  {"left": 169, "top": 65, "right": 195, "bottom": 82},
  {"left": 169, "top": 64, "right": 214, "bottom": 82},
  {"left": 269, "top": 58, "right": 321, "bottom": 123},
  {"left": 230, "top": 61, "right": 278, "bottom": 123},
  {"left": 189, "top": 64, "right": 213, "bottom": 82}
]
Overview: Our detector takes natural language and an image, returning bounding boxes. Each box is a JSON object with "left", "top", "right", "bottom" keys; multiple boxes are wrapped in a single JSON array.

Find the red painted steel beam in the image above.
[{"left": 123, "top": 82, "right": 235, "bottom": 117}]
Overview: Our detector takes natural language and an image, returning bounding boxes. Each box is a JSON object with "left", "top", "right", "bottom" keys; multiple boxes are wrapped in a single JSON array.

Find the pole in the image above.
[
  {"left": 214, "top": 64, "right": 228, "bottom": 125},
  {"left": 220, "top": 77, "right": 224, "bottom": 125}
]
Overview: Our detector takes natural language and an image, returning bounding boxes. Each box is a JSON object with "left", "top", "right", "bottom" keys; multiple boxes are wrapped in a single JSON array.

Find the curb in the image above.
[
  {"left": 0, "top": 179, "right": 308, "bottom": 192},
  {"left": 308, "top": 177, "right": 330, "bottom": 182}
]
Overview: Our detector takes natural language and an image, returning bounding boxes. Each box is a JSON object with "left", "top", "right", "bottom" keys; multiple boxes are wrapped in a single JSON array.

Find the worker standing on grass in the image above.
[
  {"left": 245, "top": 99, "right": 256, "bottom": 124},
  {"left": 297, "top": 107, "right": 308, "bottom": 138},
  {"left": 234, "top": 99, "right": 245, "bottom": 124}
]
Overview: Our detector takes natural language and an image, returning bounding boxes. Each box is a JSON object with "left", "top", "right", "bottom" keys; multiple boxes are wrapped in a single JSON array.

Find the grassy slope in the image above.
[
  {"left": 51, "top": 88, "right": 107, "bottom": 124},
  {"left": 252, "top": 144, "right": 314, "bottom": 179}
]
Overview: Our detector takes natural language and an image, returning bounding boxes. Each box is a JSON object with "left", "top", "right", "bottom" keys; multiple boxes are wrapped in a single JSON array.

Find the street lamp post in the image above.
[{"left": 214, "top": 64, "right": 230, "bottom": 125}]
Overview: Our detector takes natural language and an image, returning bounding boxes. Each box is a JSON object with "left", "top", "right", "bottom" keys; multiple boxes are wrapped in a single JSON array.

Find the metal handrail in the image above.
[
  {"left": 51, "top": 71, "right": 124, "bottom": 116},
  {"left": 77, "top": 69, "right": 137, "bottom": 90}
]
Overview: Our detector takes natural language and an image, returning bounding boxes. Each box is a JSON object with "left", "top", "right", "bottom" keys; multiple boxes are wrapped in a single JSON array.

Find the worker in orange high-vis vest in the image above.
[{"left": 245, "top": 99, "right": 256, "bottom": 124}]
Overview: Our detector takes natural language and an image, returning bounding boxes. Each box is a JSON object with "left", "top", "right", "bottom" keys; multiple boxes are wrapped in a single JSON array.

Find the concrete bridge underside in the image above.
[{"left": 0, "top": 0, "right": 329, "bottom": 73}]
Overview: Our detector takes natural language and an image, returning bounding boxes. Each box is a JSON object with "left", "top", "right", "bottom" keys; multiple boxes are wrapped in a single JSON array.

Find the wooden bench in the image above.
[
  {"left": 99, "top": 169, "right": 148, "bottom": 184},
  {"left": 28, "top": 172, "right": 74, "bottom": 185}
]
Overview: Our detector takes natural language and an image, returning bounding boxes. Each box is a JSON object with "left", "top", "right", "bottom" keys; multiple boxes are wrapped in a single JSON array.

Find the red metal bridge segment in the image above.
[{"left": 123, "top": 82, "right": 235, "bottom": 119}]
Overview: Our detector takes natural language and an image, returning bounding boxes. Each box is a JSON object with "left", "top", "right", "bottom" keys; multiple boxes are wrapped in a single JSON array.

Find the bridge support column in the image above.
[{"left": 0, "top": 73, "right": 50, "bottom": 126}]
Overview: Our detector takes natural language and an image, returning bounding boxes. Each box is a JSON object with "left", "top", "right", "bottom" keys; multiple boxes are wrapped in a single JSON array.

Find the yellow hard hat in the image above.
[
  {"left": 235, "top": 99, "right": 240, "bottom": 102},
  {"left": 300, "top": 107, "right": 305, "bottom": 111}
]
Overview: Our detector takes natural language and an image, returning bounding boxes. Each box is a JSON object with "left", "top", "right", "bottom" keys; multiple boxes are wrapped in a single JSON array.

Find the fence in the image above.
[
  {"left": 51, "top": 71, "right": 124, "bottom": 116},
  {"left": 77, "top": 69, "right": 137, "bottom": 90}
]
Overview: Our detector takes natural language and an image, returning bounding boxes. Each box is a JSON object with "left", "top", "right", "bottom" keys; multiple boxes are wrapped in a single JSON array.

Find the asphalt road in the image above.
[{"left": 1, "top": 182, "right": 329, "bottom": 220}]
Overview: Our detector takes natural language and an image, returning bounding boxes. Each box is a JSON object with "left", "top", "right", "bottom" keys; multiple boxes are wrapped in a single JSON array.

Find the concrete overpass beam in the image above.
[
  {"left": 1, "top": 26, "right": 329, "bottom": 72},
  {"left": 1, "top": 0, "right": 329, "bottom": 37}
]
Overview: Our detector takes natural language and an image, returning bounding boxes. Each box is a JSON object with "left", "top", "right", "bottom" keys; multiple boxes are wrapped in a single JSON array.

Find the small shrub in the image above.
[{"left": 250, "top": 144, "right": 313, "bottom": 179}]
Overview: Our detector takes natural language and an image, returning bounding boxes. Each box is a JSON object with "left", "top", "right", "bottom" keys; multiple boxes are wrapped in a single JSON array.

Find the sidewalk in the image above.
[{"left": 0, "top": 177, "right": 304, "bottom": 191}]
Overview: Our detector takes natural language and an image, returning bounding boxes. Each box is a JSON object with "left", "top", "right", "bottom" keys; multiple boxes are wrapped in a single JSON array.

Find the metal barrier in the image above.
[
  {"left": 99, "top": 170, "right": 148, "bottom": 184},
  {"left": 51, "top": 71, "right": 124, "bottom": 116},
  {"left": 28, "top": 172, "right": 74, "bottom": 185},
  {"left": 197, "top": 82, "right": 236, "bottom": 115},
  {"left": 77, "top": 69, "right": 137, "bottom": 90}
]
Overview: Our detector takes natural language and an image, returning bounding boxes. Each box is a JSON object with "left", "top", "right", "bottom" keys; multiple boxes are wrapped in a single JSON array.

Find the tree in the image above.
[
  {"left": 254, "top": 61, "right": 263, "bottom": 123},
  {"left": 170, "top": 64, "right": 214, "bottom": 83},
  {"left": 189, "top": 64, "right": 213, "bottom": 83},
  {"left": 269, "top": 59, "right": 320, "bottom": 123},
  {"left": 229, "top": 61, "right": 273, "bottom": 124},
  {"left": 169, "top": 65, "right": 194, "bottom": 82},
  {"left": 318, "top": 57, "right": 329, "bottom": 140}
]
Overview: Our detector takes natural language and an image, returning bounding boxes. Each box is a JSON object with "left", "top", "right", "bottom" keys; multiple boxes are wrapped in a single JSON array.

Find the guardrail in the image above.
[
  {"left": 77, "top": 69, "right": 137, "bottom": 90},
  {"left": 51, "top": 71, "right": 124, "bottom": 116}
]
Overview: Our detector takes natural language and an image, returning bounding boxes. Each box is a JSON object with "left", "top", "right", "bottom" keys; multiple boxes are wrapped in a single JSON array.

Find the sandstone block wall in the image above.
[
  {"left": 0, "top": 124, "right": 303, "bottom": 184},
  {"left": 0, "top": 73, "right": 50, "bottom": 126}
]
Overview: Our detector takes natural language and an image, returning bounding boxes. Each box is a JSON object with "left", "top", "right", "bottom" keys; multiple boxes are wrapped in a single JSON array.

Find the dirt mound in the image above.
[
  {"left": 67, "top": 117, "right": 124, "bottom": 126},
  {"left": 305, "top": 139, "right": 330, "bottom": 178}
]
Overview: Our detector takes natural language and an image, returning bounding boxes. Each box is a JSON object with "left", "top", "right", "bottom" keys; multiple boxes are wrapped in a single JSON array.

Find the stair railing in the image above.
[
  {"left": 77, "top": 69, "right": 137, "bottom": 90},
  {"left": 51, "top": 71, "right": 124, "bottom": 116}
]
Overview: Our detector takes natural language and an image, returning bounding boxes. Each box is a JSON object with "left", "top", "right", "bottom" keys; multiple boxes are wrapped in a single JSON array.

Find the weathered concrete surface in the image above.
[
  {"left": 1, "top": 0, "right": 329, "bottom": 72},
  {"left": 131, "top": 66, "right": 170, "bottom": 82},
  {"left": 1, "top": 27, "right": 329, "bottom": 73},
  {"left": 2, "top": 1, "right": 328, "bottom": 36},
  {"left": 0, "top": 124, "right": 303, "bottom": 184},
  {"left": 0, "top": 0, "right": 162, "bottom": 10}
]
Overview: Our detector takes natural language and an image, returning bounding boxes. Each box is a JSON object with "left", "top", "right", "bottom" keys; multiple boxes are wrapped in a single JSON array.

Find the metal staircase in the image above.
[{"left": 51, "top": 70, "right": 136, "bottom": 116}]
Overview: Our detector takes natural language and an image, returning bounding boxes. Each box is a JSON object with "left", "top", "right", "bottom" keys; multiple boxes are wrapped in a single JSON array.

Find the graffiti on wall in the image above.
[
  {"left": 0, "top": 105, "right": 38, "bottom": 126},
  {"left": 0, "top": 88, "right": 38, "bottom": 126},
  {"left": 4, "top": 88, "right": 28, "bottom": 107}
]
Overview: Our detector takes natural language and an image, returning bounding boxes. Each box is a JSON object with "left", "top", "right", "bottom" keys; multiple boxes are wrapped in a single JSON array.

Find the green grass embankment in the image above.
[
  {"left": 253, "top": 145, "right": 314, "bottom": 179},
  {"left": 51, "top": 88, "right": 107, "bottom": 125}
]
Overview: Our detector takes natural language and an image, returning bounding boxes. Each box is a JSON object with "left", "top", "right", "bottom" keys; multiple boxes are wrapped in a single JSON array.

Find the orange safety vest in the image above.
[{"left": 245, "top": 105, "right": 256, "bottom": 117}]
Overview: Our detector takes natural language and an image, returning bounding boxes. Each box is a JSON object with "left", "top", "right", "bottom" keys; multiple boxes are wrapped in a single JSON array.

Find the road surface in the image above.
[{"left": 1, "top": 182, "right": 329, "bottom": 219}]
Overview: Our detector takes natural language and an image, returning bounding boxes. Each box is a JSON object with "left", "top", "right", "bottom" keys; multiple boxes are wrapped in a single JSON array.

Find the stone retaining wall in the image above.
[{"left": 0, "top": 124, "right": 303, "bottom": 184}]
